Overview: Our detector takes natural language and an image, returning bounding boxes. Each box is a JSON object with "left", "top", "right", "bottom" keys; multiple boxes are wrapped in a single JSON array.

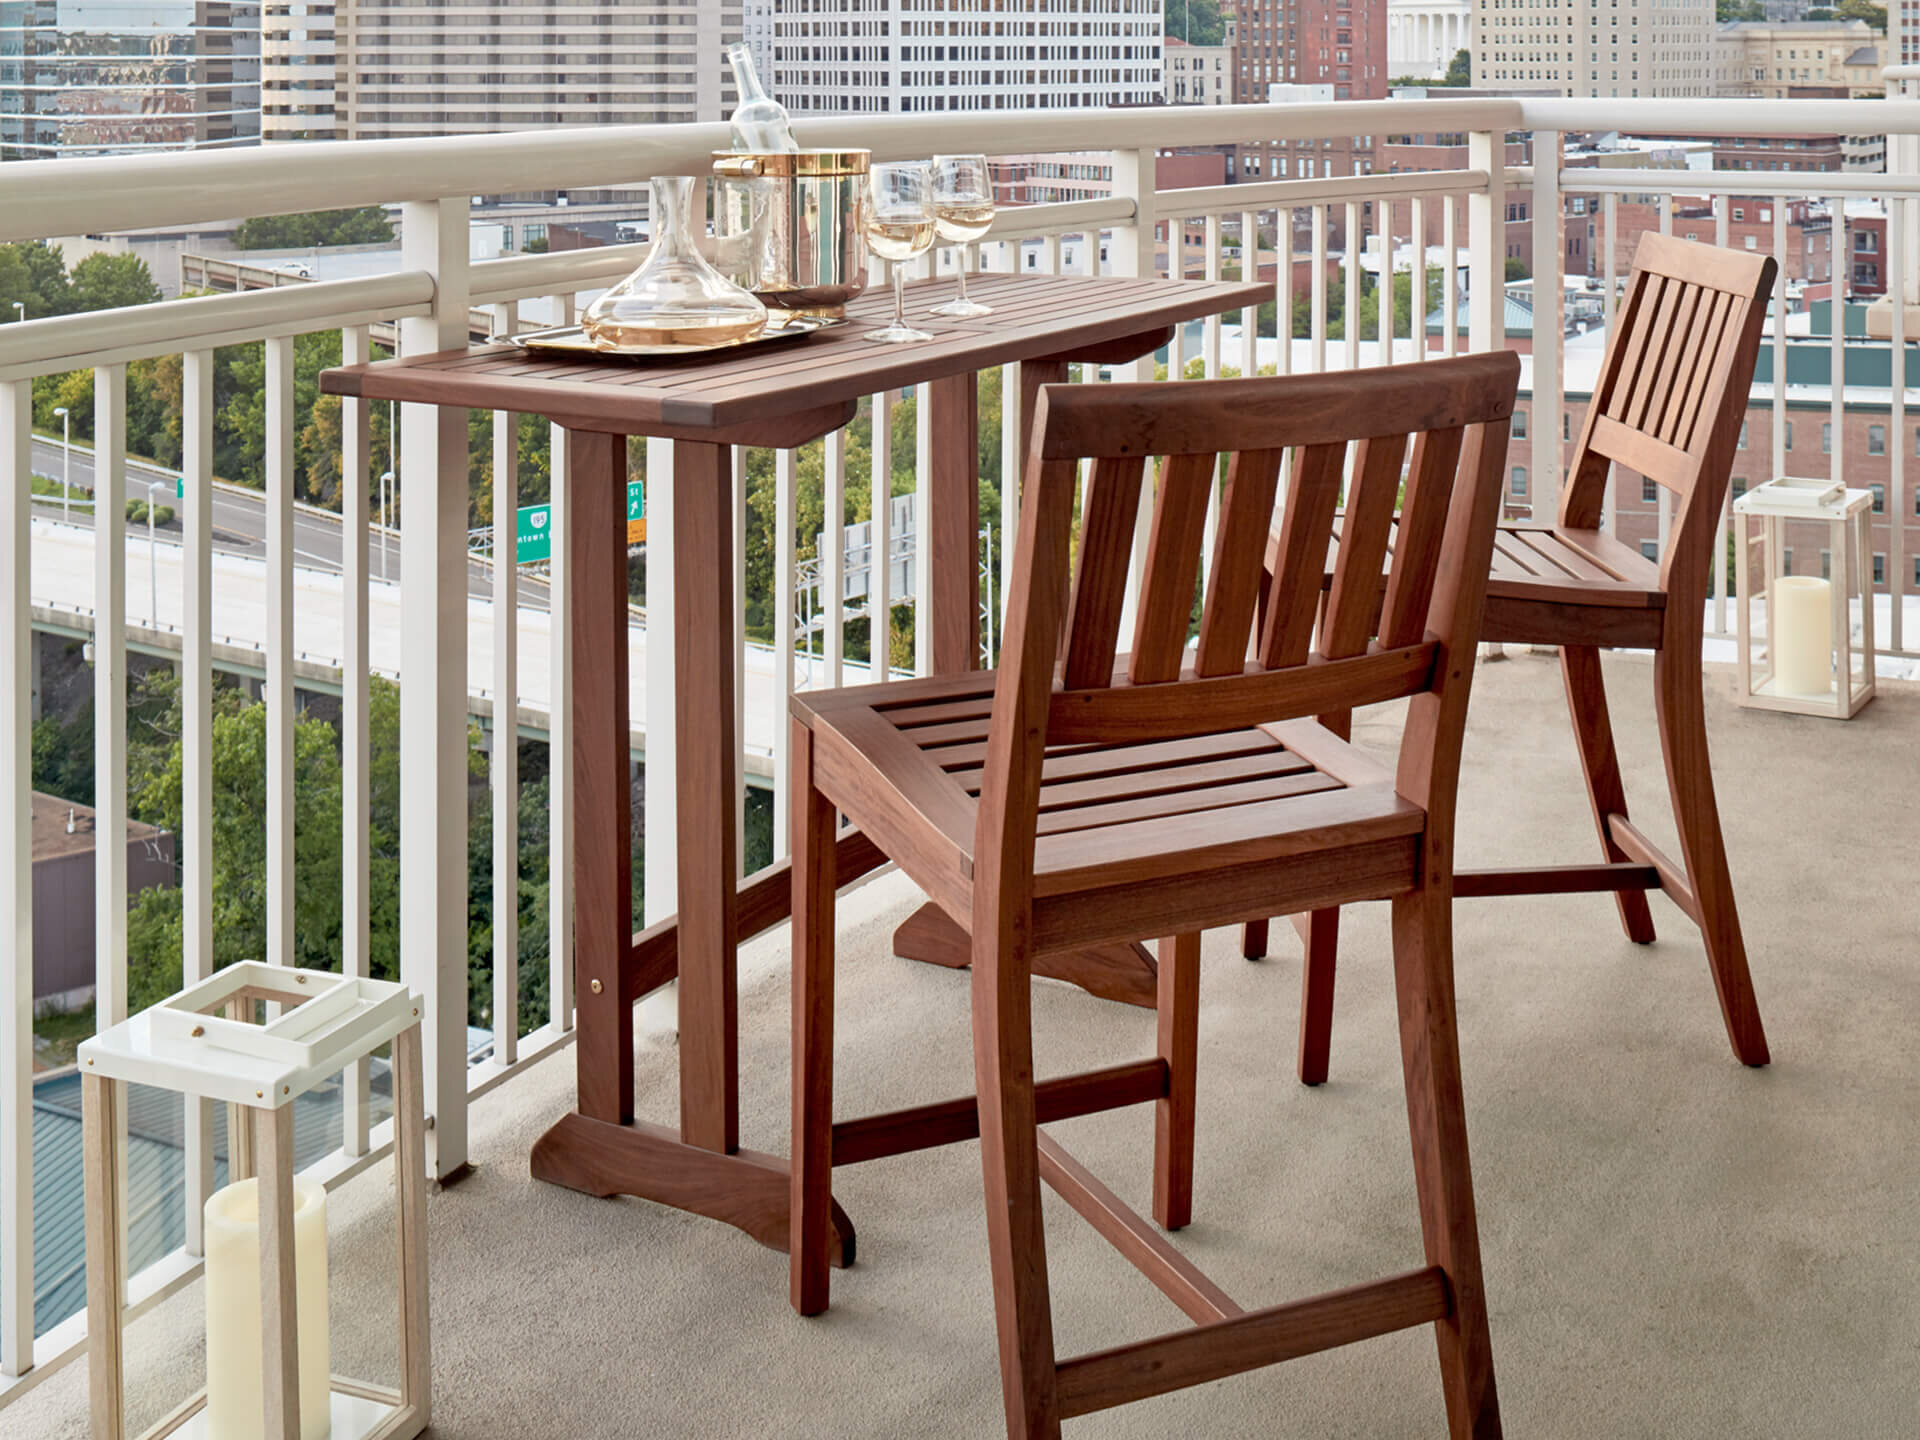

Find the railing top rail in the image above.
[
  {"left": 0, "top": 100, "right": 1527, "bottom": 243},
  {"left": 1558, "top": 167, "right": 1907, "bottom": 199},
  {"left": 1517, "top": 96, "right": 1920, "bottom": 137}
]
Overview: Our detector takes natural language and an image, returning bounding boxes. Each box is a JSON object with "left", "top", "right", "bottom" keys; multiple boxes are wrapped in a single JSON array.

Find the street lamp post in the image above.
[
  {"left": 380, "top": 469, "right": 395, "bottom": 581},
  {"left": 10, "top": 302, "right": 23, "bottom": 324},
  {"left": 52, "top": 406, "right": 70, "bottom": 522},
  {"left": 146, "top": 479, "right": 166, "bottom": 626}
]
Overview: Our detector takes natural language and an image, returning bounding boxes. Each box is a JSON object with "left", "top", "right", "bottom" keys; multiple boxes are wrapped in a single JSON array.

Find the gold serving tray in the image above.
[{"left": 508, "top": 313, "right": 843, "bottom": 361}]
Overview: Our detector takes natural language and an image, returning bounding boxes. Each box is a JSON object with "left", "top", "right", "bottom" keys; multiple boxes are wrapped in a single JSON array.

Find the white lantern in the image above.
[
  {"left": 78, "top": 963, "right": 430, "bottom": 1440},
  {"left": 1732, "top": 477, "right": 1877, "bottom": 720}
]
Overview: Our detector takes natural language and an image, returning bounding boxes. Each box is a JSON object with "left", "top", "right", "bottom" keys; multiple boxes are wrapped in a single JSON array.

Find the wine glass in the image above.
[
  {"left": 862, "top": 161, "right": 937, "bottom": 344},
  {"left": 929, "top": 154, "right": 995, "bottom": 318}
]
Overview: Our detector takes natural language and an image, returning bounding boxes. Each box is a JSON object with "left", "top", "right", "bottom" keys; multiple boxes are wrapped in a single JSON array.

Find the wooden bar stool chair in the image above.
[
  {"left": 789, "top": 351, "right": 1519, "bottom": 1438},
  {"left": 1246, "top": 234, "right": 1777, "bottom": 1082}
]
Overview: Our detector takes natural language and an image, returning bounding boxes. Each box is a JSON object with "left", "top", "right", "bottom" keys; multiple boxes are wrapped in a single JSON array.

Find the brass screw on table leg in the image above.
[{"left": 590, "top": 979, "right": 603, "bottom": 994}]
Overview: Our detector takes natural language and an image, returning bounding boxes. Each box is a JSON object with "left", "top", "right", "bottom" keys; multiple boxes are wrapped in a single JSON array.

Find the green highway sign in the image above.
[
  {"left": 516, "top": 500, "right": 553, "bottom": 563},
  {"left": 514, "top": 479, "right": 643, "bottom": 565}
]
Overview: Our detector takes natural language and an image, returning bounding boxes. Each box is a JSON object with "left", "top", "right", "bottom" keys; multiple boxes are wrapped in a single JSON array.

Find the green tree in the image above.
[
  {"left": 1717, "top": 0, "right": 1766, "bottom": 18},
  {"left": 0, "top": 240, "right": 74, "bottom": 319},
  {"left": 1444, "top": 49, "right": 1472, "bottom": 87},
  {"left": 1505, "top": 256, "right": 1531, "bottom": 283},
  {"left": 1835, "top": 0, "right": 1887, "bottom": 26},
  {"left": 1164, "top": 0, "right": 1226, "bottom": 46},
  {"left": 231, "top": 207, "right": 395, "bottom": 250},
  {"left": 68, "top": 253, "right": 161, "bottom": 313}
]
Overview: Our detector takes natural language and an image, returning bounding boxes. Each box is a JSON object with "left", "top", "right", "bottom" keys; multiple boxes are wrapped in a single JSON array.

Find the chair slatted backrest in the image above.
[
  {"left": 975, "top": 351, "right": 1520, "bottom": 886},
  {"left": 1561, "top": 234, "right": 1778, "bottom": 603}
]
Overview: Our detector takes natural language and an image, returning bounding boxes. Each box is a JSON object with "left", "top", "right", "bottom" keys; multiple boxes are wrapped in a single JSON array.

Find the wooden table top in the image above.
[{"left": 318, "top": 272, "right": 1268, "bottom": 444}]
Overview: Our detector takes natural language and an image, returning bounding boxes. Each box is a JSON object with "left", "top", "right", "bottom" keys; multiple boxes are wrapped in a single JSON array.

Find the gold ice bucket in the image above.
[{"left": 711, "top": 149, "right": 870, "bottom": 319}]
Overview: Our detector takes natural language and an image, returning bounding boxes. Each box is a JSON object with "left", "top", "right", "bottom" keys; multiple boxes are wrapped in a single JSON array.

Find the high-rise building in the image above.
[
  {"left": 1230, "top": 0, "right": 1387, "bottom": 181},
  {"left": 770, "top": 0, "right": 1163, "bottom": 116},
  {"left": 336, "top": 0, "right": 738, "bottom": 139},
  {"left": 1472, "top": 0, "right": 1716, "bottom": 97},
  {"left": 0, "top": 1, "right": 262, "bottom": 161},
  {"left": 262, "top": 0, "right": 338, "bottom": 141}
]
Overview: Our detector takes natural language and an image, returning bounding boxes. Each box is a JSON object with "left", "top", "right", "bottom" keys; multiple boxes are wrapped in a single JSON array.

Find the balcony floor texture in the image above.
[{"left": 14, "top": 652, "right": 1919, "bottom": 1438}]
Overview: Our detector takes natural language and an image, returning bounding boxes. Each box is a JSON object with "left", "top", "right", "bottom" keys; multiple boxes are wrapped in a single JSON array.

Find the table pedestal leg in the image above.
[
  {"left": 893, "top": 359, "right": 1158, "bottom": 1009},
  {"left": 532, "top": 431, "right": 852, "bottom": 1266}
]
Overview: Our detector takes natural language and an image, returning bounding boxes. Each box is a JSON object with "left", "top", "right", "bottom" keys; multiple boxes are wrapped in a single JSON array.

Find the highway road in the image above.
[{"left": 26, "top": 435, "right": 545, "bottom": 610}]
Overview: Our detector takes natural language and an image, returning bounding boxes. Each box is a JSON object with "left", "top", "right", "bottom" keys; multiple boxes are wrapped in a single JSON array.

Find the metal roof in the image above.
[{"left": 10, "top": 1063, "right": 395, "bottom": 1337}]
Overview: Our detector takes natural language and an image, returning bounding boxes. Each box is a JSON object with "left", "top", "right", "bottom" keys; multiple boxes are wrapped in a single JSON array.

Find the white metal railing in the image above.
[{"left": 2, "top": 94, "right": 1918, "bottom": 1402}]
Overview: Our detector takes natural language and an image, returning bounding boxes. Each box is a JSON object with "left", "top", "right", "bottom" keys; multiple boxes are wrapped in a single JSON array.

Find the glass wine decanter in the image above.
[
  {"left": 727, "top": 42, "right": 797, "bottom": 154},
  {"left": 582, "top": 175, "right": 769, "bottom": 350}
]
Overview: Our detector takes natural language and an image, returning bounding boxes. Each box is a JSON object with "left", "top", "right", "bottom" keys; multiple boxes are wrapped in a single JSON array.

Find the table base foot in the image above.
[
  {"left": 891, "top": 902, "right": 1158, "bottom": 1009},
  {"left": 531, "top": 1111, "right": 855, "bottom": 1268}
]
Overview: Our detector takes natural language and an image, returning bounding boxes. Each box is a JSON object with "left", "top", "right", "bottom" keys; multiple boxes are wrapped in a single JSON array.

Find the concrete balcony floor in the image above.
[{"left": 15, "top": 652, "right": 1919, "bottom": 1437}]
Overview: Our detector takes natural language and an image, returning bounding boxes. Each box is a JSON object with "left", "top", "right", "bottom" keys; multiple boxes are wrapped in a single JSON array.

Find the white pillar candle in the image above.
[
  {"left": 205, "top": 1176, "right": 331, "bottom": 1440},
  {"left": 1773, "top": 575, "right": 1833, "bottom": 697}
]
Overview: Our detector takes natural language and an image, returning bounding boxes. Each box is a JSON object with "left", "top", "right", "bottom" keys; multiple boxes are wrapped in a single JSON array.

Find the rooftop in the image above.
[{"left": 8, "top": 652, "right": 1919, "bottom": 1436}]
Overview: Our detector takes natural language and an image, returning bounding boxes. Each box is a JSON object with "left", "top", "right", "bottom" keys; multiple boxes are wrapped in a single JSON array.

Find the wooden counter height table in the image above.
[{"left": 319, "top": 270, "right": 1268, "bottom": 1263}]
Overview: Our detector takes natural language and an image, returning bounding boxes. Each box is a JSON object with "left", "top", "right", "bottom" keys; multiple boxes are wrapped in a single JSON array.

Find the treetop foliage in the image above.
[{"left": 231, "top": 206, "right": 396, "bottom": 251}]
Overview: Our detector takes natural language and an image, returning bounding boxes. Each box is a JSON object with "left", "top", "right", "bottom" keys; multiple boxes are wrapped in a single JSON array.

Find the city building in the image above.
[
  {"left": 262, "top": 0, "right": 338, "bottom": 141},
  {"left": 0, "top": 0, "right": 262, "bottom": 161},
  {"left": 337, "top": 0, "right": 737, "bottom": 139},
  {"left": 1387, "top": 0, "right": 1469, "bottom": 81},
  {"left": 771, "top": 0, "right": 1163, "bottom": 116},
  {"left": 1165, "top": 35, "right": 1233, "bottom": 104},
  {"left": 1231, "top": 0, "right": 1388, "bottom": 193},
  {"left": 742, "top": 0, "right": 776, "bottom": 87},
  {"left": 1472, "top": 0, "right": 1716, "bottom": 97},
  {"left": 1713, "top": 19, "right": 1885, "bottom": 101}
]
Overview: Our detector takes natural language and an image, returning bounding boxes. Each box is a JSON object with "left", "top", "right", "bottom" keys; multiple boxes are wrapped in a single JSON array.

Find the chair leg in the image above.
[
  {"left": 1296, "top": 907, "right": 1340, "bottom": 1086},
  {"left": 1391, "top": 885, "right": 1503, "bottom": 1439},
  {"left": 1560, "top": 645, "right": 1657, "bottom": 945},
  {"left": 971, "top": 911, "right": 1061, "bottom": 1440},
  {"left": 1153, "top": 932, "right": 1200, "bottom": 1231},
  {"left": 790, "top": 720, "right": 838, "bottom": 1316},
  {"left": 1240, "top": 917, "right": 1269, "bottom": 960},
  {"left": 1652, "top": 643, "right": 1770, "bottom": 1067}
]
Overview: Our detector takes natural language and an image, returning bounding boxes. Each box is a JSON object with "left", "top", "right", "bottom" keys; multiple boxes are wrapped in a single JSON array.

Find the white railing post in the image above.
[
  {"left": 1468, "top": 128, "right": 1507, "bottom": 356},
  {"left": 398, "top": 196, "right": 472, "bottom": 1179},
  {"left": 1, "top": 380, "right": 33, "bottom": 1378},
  {"left": 642, "top": 434, "right": 681, "bottom": 1033},
  {"left": 1532, "top": 130, "right": 1563, "bottom": 519},
  {"left": 180, "top": 349, "right": 216, "bottom": 1236}
]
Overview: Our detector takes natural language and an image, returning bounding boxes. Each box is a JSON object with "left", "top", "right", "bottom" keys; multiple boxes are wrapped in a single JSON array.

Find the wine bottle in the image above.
[{"left": 726, "top": 42, "right": 798, "bottom": 154}]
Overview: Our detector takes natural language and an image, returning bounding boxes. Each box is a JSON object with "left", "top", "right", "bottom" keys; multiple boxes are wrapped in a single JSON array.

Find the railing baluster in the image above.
[
  {"left": 265, "top": 335, "right": 296, "bottom": 974},
  {"left": 1828, "top": 195, "right": 1846, "bottom": 588},
  {"left": 825, "top": 429, "right": 846, "bottom": 686},
  {"left": 1, "top": 379, "right": 33, "bottom": 1378},
  {"left": 872, "top": 388, "right": 894, "bottom": 682},
  {"left": 181, "top": 348, "right": 218, "bottom": 1224},
  {"left": 1277, "top": 206, "right": 1295, "bottom": 376},
  {"left": 732, "top": 446, "right": 748, "bottom": 871},
  {"left": 1533, "top": 130, "right": 1563, "bottom": 523},
  {"left": 94, "top": 364, "right": 129, "bottom": 1030},
  {"left": 1240, "top": 208, "right": 1259, "bottom": 376},
  {"left": 1408, "top": 196, "right": 1425, "bottom": 363},
  {"left": 1890, "top": 198, "right": 1907, "bottom": 656},
  {"left": 1656, "top": 195, "right": 1672, "bottom": 556},
  {"left": 1310, "top": 204, "right": 1328, "bottom": 372},
  {"left": 1604, "top": 191, "right": 1619, "bottom": 532},
  {"left": 338, "top": 326, "right": 372, "bottom": 1155},
  {"left": 1442, "top": 194, "right": 1459, "bottom": 359},
  {"left": 491, "top": 303, "right": 520, "bottom": 1066},
  {"left": 548, "top": 417, "right": 574, "bottom": 1034},
  {"left": 642, "top": 437, "right": 676, "bottom": 923},
  {"left": 1378, "top": 194, "right": 1394, "bottom": 364},
  {"left": 1203, "top": 212, "right": 1223, "bottom": 378},
  {"left": 773, "top": 446, "right": 797, "bottom": 855},
  {"left": 1713, "top": 197, "right": 1731, "bottom": 632},
  {"left": 1343, "top": 200, "right": 1361, "bottom": 371}
]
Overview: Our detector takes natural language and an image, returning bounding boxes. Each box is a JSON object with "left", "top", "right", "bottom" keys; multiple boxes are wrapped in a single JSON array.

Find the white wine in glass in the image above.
[
  {"left": 929, "top": 154, "right": 996, "bottom": 318},
  {"left": 862, "top": 161, "right": 937, "bottom": 343}
]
